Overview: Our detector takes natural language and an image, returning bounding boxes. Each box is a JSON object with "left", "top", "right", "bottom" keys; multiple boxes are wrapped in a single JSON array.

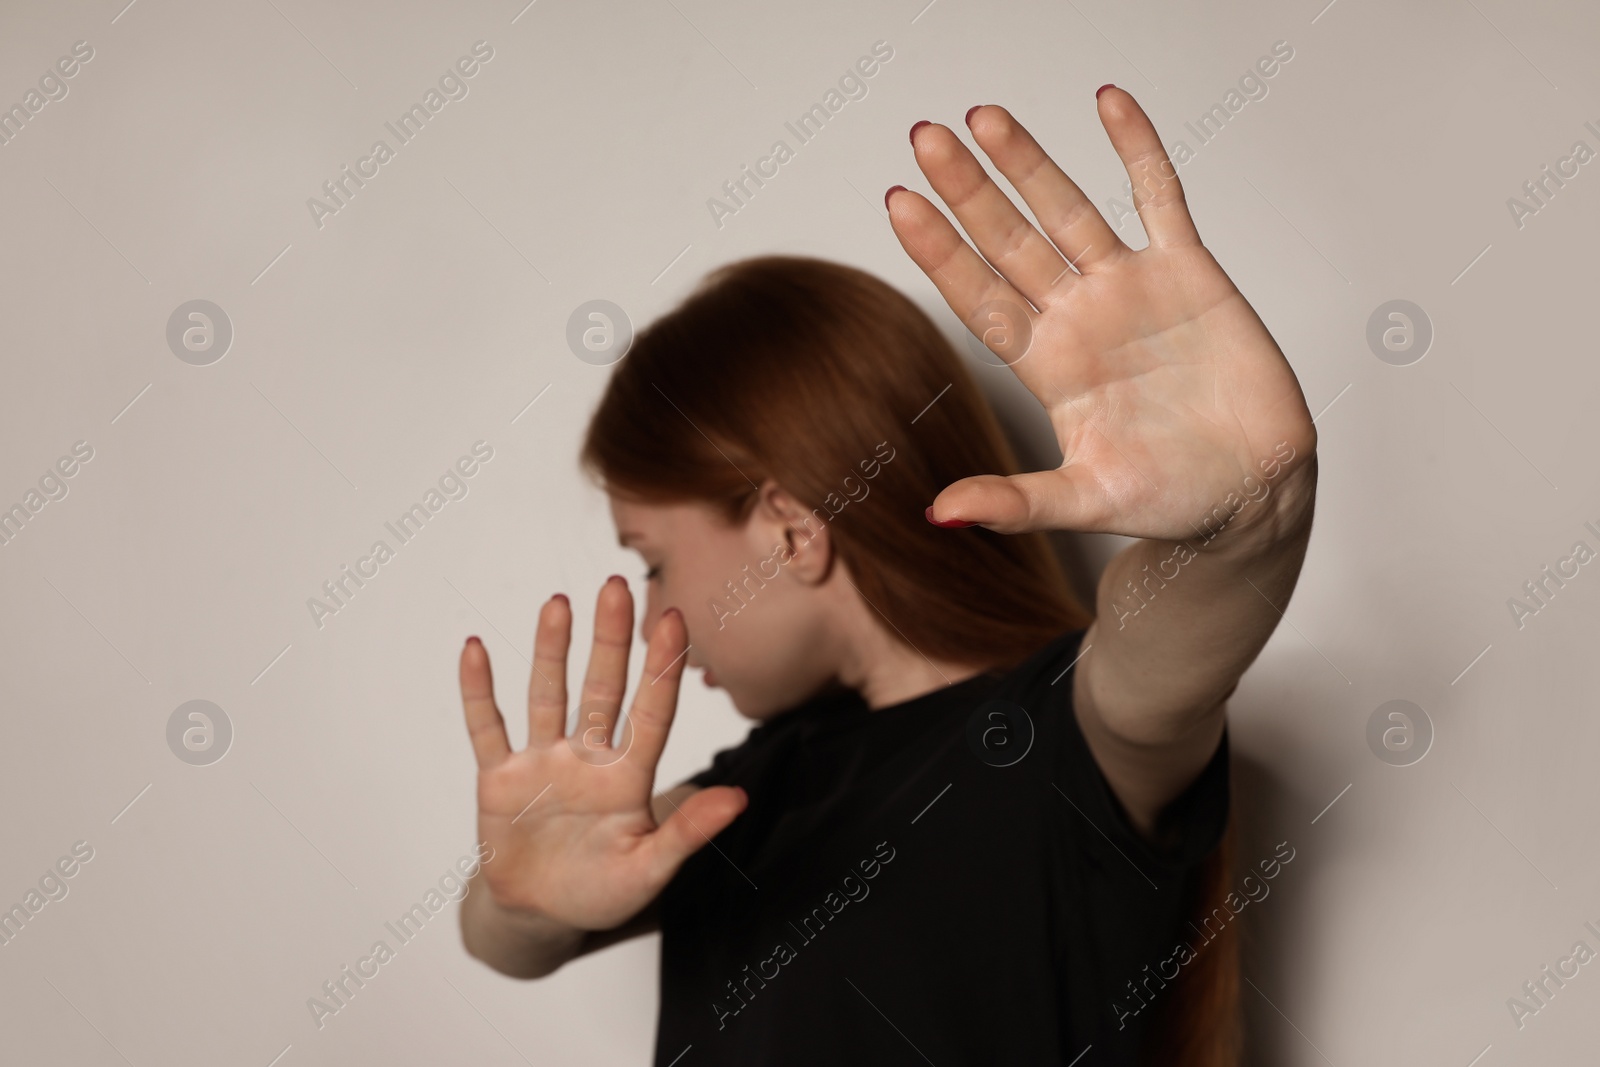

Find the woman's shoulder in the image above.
[{"left": 1008, "top": 623, "right": 1231, "bottom": 875}]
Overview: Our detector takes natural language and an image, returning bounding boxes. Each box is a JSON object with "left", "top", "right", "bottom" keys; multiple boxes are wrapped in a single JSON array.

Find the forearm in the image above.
[
  {"left": 459, "top": 868, "right": 587, "bottom": 979},
  {"left": 1086, "top": 453, "right": 1318, "bottom": 741}
]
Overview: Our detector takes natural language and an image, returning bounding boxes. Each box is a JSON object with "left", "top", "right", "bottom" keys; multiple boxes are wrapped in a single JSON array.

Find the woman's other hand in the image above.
[{"left": 457, "top": 577, "right": 747, "bottom": 933}]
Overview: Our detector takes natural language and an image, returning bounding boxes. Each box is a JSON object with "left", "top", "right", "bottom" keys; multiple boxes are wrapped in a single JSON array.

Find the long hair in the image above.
[
  {"left": 579, "top": 253, "right": 1239, "bottom": 1064},
  {"left": 1139, "top": 789, "right": 1243, "bottom": 1067}
]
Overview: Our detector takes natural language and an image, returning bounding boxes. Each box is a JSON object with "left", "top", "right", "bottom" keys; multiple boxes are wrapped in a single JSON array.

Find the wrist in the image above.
[
  {"left": 469, "top": 873, "right": 574, "bottom": 935},
  {"left": 1188, "top": 452, "right": 1317, "bottom": 562},
  {"left": 488, "top": 888, "right": 573, "bottom": 934},
  {"left": 461, "top": 882, "right": 587, "bottom": 979}
]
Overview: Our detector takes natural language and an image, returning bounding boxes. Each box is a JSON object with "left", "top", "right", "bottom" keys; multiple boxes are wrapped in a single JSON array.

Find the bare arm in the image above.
[
  {"left": 1073, "top": 457, "right": 1316, "bottom": 838},
  {"left": 889, "top": 93, "right": 1319, "bottom": 843}
]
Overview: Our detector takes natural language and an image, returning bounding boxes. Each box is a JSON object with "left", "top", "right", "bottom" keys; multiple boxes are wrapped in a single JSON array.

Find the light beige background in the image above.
[{"left": 1, "top": 0, "right": 1597, "bottom": 1064}]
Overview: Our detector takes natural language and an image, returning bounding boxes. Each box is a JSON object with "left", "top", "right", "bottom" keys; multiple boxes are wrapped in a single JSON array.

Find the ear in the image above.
[{"left": 753, "top": 479, "right": 832, "bottom": 585}]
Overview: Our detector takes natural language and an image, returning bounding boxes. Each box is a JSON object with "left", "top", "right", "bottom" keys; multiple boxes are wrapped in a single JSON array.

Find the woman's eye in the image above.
[{"left": 645, "top": 566, "right": 661, "bottom": 581}]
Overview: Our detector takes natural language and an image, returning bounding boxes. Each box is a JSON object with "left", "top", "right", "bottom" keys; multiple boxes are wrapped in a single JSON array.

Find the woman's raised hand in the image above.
[
  {"left": 888, "top": 90, "right": 1316, "bottom": 542},
  {"left": 457, "top": 576, "right": 747, "bottom": 932}
]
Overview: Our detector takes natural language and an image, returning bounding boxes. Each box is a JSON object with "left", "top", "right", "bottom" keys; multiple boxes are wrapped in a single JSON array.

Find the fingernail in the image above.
[
  {"left": 964, "top": 105, "right": 982, "bottom": 126},
  {"left": 465, "top": 635, "right": 481, "bottom": 645},
  {"left": 735, "top": 786, "right": 749, "bottom": 803},
  {"left": 551, "top": 593, "right": 569, "bottom": 604},
  {"left": 884, "top": 184, "right": 906, "bottom": 211},
  {"left": 1096, "top": 83, "right": 1116, "bottom": 99},
  {"left": 908, "top": 119, "right": 930, "bottom": 145},
  {"left": 925, "top": 506, "right": 977, "bottom": 528},
  {"left": 606, "top": 574, "right": 625, "bottom": 584}
]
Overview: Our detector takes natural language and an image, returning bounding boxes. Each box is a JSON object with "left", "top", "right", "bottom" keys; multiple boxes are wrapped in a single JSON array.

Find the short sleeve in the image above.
[
  {"left": 1059, "top": 710, "right": 1230, "bottom": 873},
  {"left": 1026, "top": 630, "right": 1230, "bottom": 875}
]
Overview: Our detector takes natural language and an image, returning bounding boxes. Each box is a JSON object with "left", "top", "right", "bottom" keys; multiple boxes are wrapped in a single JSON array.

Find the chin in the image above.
[{"left": 701, "top": 669, "right": 789, "bottom": 721}]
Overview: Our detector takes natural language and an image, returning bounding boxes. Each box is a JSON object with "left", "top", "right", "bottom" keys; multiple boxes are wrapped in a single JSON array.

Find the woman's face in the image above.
[{"left": 609, "top": 492, "right": 837, "bottom": 720}]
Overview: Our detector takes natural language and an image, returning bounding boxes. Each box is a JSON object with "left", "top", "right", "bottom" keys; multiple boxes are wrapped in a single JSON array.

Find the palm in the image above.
[
  {"left": 457, "top": 581, "right": 745, "bottom": 932},
  {"left": 890, "top": 92, "right": 1315, "bottom": 539},
  {"left": 475, "top": 743, "right": 656, "bottom": 928}
]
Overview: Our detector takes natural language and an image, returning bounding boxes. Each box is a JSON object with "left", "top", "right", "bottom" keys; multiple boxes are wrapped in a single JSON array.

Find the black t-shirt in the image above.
[{"left": 654, "top": 626, "right": 1230, "bottom": 1066}]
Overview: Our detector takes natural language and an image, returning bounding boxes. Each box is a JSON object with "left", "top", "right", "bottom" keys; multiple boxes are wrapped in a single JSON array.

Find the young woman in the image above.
[{"left": 456, "top": 87, "right": 1317, "bottom": 1066}]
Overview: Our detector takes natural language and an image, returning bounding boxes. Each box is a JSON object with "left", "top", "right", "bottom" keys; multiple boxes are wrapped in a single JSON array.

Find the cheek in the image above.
[
  {"left": 708, "top": 583, "right": 802, "bottom": 673},
  {"left": 714, "top": 615, "right": 817, "bottom": 717}
]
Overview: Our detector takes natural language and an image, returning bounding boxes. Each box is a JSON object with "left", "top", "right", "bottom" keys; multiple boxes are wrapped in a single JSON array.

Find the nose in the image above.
[
  {"left": 637, "top": 589, "right": 696, "bottom": 666},
  {"left": 637, "top": 584, "right": 661, "bottom": 646}
]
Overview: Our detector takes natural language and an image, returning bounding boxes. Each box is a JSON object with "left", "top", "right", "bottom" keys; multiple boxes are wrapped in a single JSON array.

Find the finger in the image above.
[
  {"left": 909, "top": 119, "right": 1075, "bottom": 308},
  {"left": 885, "top": 187, "right": 1051, "bottom": 396},
  {"left": 624, "top": 607, "right": 689, "bottom": 781},
  {"left": 458, "top": 636, "right": 512, "bottom": 769},
  {"left": 577, "top": 575, "right": 633, "bottom": 740},
  {"left": 528, "top": 594, "right": 570, "bottom": 744},
  {"left": 964, "top": 104, "right": 1128, "bottom": 277},
  {"left": 928, "top": 468, "right": 1112, "bottom": 535},
  {"left": 1096, "top": 87, "right": 1201, "bottom": 249},
  {"left": 646, "top": 785, "right": 749, "bottom": 884}
]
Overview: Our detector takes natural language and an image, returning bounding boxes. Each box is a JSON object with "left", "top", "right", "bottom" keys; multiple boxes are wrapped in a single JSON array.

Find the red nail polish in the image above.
[
  {"left": 884, "top": 184, "right": 906, "bottom": 211},
  {"left": 964, "top": 105, "right": 981, "bottom": 126},
  {"left": 925, "top": 506, "right": 977, "bottom": 528},
  {"left": 1095, "top": 83, "right": 1115, "bottom": 99},
  {"left": 909, "top": 119, "right": 930, "bottom": 145}
]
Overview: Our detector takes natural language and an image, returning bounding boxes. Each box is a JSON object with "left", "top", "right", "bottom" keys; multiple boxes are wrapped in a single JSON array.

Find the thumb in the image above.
[
  {"left": 928, "top": 469, "right": 1100, "bottom": 534},
  {"left": 647, "top": 785, "right": 749, "bottom": 879}
]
